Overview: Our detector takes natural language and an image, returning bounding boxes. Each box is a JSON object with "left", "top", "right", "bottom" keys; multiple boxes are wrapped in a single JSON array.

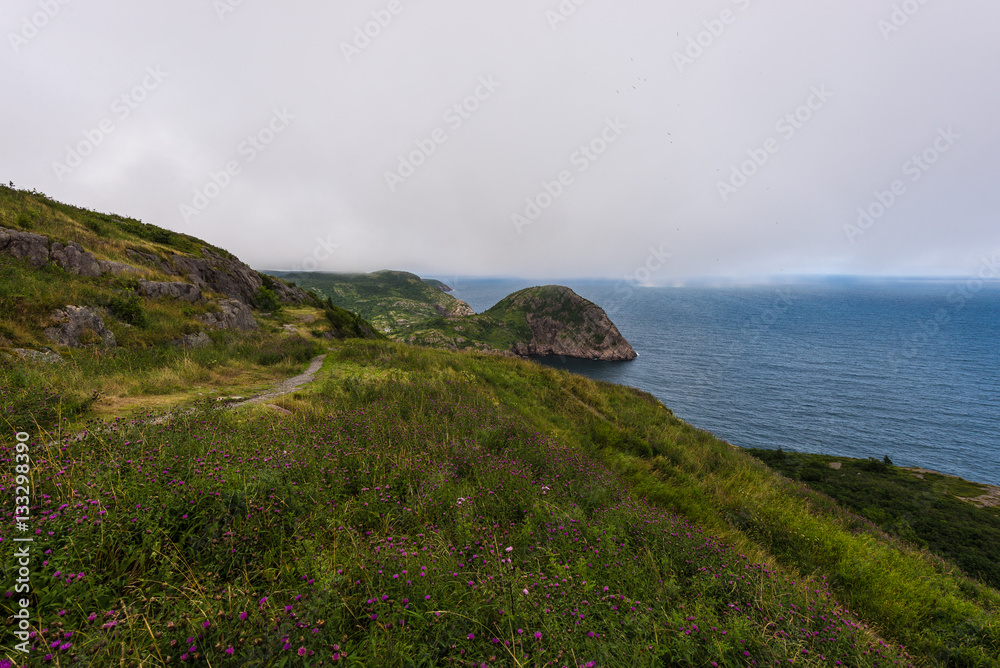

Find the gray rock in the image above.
[
  {"left": 139, "top": 280, "right": 202, "bottom": 302},
  {"left": 98, "top": 260, "right": 142, "bottom": 275},
  {"left": 434, "top": 298, "right": 475, "bottom": 318},
  {"left": 171, "top": 250, "right": 310, "bottom": 305},
  {"left": 175, "top": 331, "right": 212, "bottom": 348},
  {"left": 126, "top": 249, "right": 173, "bottom": 274},
  {"left": 10, "top": 348, "right": 64, "bottom": 364},
  {"left": 0, "top": 226, "right": 49, "bottom": 268},
  {"left": 50, "top": 241, "right": 102, "bottom": 277},
  {"left": 44, "top": 306, "right": 116, "bottom": 348},
  {"left": 199, "top": 299, "right": 258, "bottom": 331}
]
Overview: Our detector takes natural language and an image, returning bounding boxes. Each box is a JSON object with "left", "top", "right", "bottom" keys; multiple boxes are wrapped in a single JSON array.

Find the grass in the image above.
[
  {"left": 0, "top": 185, "right": 233, "bottom": 261},
  {"left": 271, "top": 270, "right": 470, "bottom": 335},
  {"left": 1, "top": 331, "right": 322, "bottom": 432},
  {"left": 2, "top": 340, "right": 998, "bottom": 666},
  {"left": 744, "top": 448, "right": 1000, "bottom": 591}
]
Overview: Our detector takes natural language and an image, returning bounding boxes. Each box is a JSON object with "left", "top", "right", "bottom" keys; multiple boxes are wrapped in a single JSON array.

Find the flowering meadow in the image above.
[{"left": 2, "top": 340, "right": 998, "bottom": 666}]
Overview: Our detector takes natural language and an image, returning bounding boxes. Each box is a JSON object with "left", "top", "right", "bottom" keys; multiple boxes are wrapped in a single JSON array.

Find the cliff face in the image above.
[{"left": 492, "top": 286, "right": 638, "bottom": 361}]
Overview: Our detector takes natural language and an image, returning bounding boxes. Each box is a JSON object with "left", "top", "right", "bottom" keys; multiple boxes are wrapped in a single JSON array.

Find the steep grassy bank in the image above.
[
  {"left": 2, "top": 340, "right": 997, "bottom": 666},
  {"left": 745, "top": 448, "right": 1000, "bottom": 591}
]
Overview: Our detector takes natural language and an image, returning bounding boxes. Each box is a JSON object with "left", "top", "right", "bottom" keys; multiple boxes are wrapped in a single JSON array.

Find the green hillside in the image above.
[
  {"left": 2, "top": 190, "right": 999, "bottom": 666},
  {"left": 272, "top": 270, "right": 474, "bottom": 335},
  {"left": 3, "top": 339, "right": 999, "bottom": 666},
  {"left": 274, "top": 274, "right": 636, "bottom": 360},
  {"left": 0, "top": 186, "right": 381, "bottom": 427},
  {"left": 747, "top": 448, "right": 1000, "bottom": 591}
]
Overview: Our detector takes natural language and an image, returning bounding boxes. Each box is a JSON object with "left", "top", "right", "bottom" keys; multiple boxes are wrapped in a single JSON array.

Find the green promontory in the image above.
[
  {"left": 271, "top": 270, "right": 474, "bottom": 334},
  {"left": 274, "top": 270, "right": 638, "bottom": 361},
  {"left": 400, "top": 285, "right": 638, "bottom": 360}
]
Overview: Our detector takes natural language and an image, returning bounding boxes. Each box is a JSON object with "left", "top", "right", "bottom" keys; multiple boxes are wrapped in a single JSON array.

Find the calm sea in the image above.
[{"left": 433, "top": 277, "right": 1000, "bottom": 486}]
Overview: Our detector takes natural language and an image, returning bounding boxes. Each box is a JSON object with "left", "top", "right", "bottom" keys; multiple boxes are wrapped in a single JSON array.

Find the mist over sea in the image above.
[{"left": 437, "top": 277, "right": 1000, "bottom": 486}]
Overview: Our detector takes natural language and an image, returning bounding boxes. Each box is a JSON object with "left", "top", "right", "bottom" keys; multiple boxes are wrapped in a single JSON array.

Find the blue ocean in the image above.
[{"left": 435, "top": 277, "right": 1000, "bottom": 486}]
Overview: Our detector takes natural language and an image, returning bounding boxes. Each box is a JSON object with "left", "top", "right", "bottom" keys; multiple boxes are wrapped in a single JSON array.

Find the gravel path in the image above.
[{"left": 233, "top": 354, "right": 327, "bottom": 407}]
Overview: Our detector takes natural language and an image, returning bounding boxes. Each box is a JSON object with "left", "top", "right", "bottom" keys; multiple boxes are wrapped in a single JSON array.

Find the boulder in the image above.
[
  {"left": 0, "top": 226, "right": 49, "bottom": 268},
  {"left": 139, "top": 280, "right": 202, "bottom": 302},
  {"left": 50, "top": 241, "right": 102, "bottom": 277},
  {"left": 175, "top": 331, "right": 212, "bottom": 348},
  {"left": 44, "top": 306, "right": 116, "bottom": 348},
  {"left": 199, "top": 299, "right": 258, "bottom": 331}
]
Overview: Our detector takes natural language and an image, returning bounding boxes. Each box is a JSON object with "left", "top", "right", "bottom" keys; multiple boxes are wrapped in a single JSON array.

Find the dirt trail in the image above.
[{"left": 232, "top": 354, "right": 326, "bottom": 407}]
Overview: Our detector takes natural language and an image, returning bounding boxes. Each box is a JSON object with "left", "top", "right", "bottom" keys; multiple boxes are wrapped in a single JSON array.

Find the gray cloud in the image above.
[{"left": 3, "top": 0, "right": 998, "bottom": 281}]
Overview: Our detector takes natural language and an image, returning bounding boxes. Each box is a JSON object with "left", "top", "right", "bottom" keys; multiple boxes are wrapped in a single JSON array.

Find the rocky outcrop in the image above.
[
  {"left": 270, "top": 278, "right": 308, "bottom": 304},
  {"left": 199, "top": 299, "right": 257, "bottom": 331},
  {"left": 126, "top": 249, "right": 173, "bottom": 274},
  {"left": 498, "top": 286, "right": 637, "bottom": 361},
  {"left": 45, "top": 306, "right": 116, "bottom": 348},
  {"left": 435, "top": 299, "right": 475, "bottom": 318},
  {"left": 171, "top": 250, "right": 309, "bottom": 305},
  {"left": 50, "top": 241, "right": 101, "bottom": 277},
  {"left": 98, "top": 260, "right": 142, "bottom": 276},
  {"left": 0, "top": 222, "right": 308, "bottom": 308},
  {"left": 140, "top": 280, "right": 202, "bottom": 302},
  {"left": 0, "top": 227, "right": 49, "bottom": 267}
]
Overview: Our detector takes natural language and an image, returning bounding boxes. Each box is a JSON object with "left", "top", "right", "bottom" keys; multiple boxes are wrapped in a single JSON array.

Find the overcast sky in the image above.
[{"left": 3, "top": 0, "right": 999, "bottom": 281}]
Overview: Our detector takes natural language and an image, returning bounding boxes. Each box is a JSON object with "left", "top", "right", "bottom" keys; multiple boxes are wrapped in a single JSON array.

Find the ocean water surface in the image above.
[{"left": 434, "top": 277, "right": 1000, "bottom": 486}]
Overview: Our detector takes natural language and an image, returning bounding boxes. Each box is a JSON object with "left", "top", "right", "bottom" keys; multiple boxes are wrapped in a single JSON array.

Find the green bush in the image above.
[
  {"left": 14, "top": 210, "right": 35, "bottom": 230},
  {"left": 253, "top": 286, "right": 281, "bottom": 312},
  {"left": 106, "top": 293, "right": 148, "bottom": 328}
]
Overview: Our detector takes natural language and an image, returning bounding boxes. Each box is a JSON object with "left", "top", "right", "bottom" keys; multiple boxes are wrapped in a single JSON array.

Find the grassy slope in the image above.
[
  {"left": 2, "top": 340, "right": 997, "bottom": 666},
  {"left": 0, "top": 187, "right": 382, "bottom": 428},
  {"left": 745, "top": 448, "right": 1000, "bottom": 591},
  {"left": 272, "top": 270, "right": 469, "bottom": 335},
  {"left": 0, "top": 185, "right": 236, "bottom": 265},
  {"left": 0, "top": 185, "right": 287, "bottom": 350}
]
